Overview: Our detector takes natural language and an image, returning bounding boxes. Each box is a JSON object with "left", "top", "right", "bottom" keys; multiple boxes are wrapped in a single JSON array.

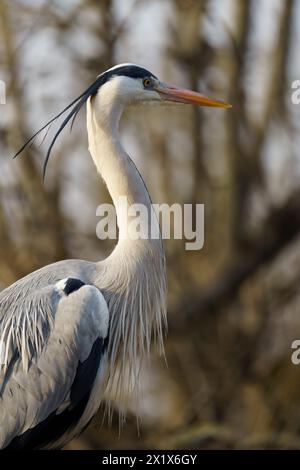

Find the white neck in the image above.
[
  {"left": 87, "top": 93, "right": 160, "bottom": 249},
  {"left": 86, "top": 91, "right": 167, "bottom": 404}
]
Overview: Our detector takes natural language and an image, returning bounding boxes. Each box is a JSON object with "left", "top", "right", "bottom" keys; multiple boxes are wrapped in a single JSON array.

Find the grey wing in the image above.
[{"left": 0, "top": 277, "right": 109, "bottom": 449}]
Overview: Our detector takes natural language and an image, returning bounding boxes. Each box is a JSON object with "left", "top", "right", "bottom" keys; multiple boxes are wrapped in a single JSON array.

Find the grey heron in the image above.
[{"left": 0, "top": 63, "right": 231, "bottom": 449}]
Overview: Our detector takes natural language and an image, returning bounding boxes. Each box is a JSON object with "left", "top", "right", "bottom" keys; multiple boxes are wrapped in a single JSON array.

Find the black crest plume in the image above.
[{"left": 13, "top": 74, "right": 107, "bottom": 180}]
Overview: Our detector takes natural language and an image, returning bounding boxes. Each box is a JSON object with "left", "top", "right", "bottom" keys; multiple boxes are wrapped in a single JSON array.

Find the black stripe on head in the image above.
[
  {"left": 13, "top": 64, "right": 156, "bottom": 180},
  {"left": 105, "top": 64, "right": 157, "bottom": 81}
]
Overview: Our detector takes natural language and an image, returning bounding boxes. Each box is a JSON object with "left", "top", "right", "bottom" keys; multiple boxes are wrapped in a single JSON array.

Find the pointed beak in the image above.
[{"left": 156, "top": 83, "right": 232, "bottom": 109}]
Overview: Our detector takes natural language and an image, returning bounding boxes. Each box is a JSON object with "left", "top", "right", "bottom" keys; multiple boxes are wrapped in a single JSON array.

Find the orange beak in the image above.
[{"left": 156, "top": 83, "right": 232, "bottom": 109}]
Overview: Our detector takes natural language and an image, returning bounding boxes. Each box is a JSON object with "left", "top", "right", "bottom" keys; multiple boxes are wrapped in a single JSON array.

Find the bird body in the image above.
[
  {"left": 0, "top": 64, "right": 230, "bottom": 448},
  {"left": 0, "top": 262, "right": 107, "bottom": 448}
]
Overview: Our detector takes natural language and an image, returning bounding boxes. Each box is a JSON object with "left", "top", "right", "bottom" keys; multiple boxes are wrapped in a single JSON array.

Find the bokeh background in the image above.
[{"left": 1, "top": 0, "right": 300, "bottom": 450}]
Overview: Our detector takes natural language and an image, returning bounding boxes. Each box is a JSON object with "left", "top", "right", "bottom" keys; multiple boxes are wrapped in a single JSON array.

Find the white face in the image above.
[
  {"left": 94, "top": 64, "right": 232, "bottom": 113},
  {"left": 99, "top": 75, "right": 163, "bottom": 107}
]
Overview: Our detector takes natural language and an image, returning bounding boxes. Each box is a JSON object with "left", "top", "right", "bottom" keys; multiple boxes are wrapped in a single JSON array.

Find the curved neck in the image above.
[
  {"left": 86, "top": 94, "right": 167, "bottom": 404},
  {"left": 86, "top": 94, "right": 160, "bottom": 248}
]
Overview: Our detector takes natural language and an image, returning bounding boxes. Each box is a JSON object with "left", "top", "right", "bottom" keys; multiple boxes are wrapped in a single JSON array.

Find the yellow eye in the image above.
[{"left": 143, "top": 78, "right": 152, "bottom": 88}]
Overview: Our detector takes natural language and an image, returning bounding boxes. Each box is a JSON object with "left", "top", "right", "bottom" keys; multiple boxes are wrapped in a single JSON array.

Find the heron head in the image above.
[
  {"left": 94, "top": 63, "right": 232, "bottom": 109},
  {"left": 13, "top": 63, "right": 231, "bottom": 179}
]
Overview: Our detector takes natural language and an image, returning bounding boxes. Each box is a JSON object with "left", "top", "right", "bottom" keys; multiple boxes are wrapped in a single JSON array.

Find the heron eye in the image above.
[{"left": 143, "top": 78, "right": 152, "bottom": 88}]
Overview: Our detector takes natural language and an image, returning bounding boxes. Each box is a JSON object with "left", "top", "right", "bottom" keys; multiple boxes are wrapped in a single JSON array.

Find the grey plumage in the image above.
[
  {"left": 0, "top": 239, "right": 166, "bottom": 449},
  {"left": 0, "top": 260, "right": 110, "bottom": 448}
]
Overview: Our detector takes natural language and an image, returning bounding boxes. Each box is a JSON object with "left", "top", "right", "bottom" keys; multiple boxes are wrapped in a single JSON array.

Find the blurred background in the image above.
[{"left": 1, "top": 0, "right": 300, "bottom": 450}]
